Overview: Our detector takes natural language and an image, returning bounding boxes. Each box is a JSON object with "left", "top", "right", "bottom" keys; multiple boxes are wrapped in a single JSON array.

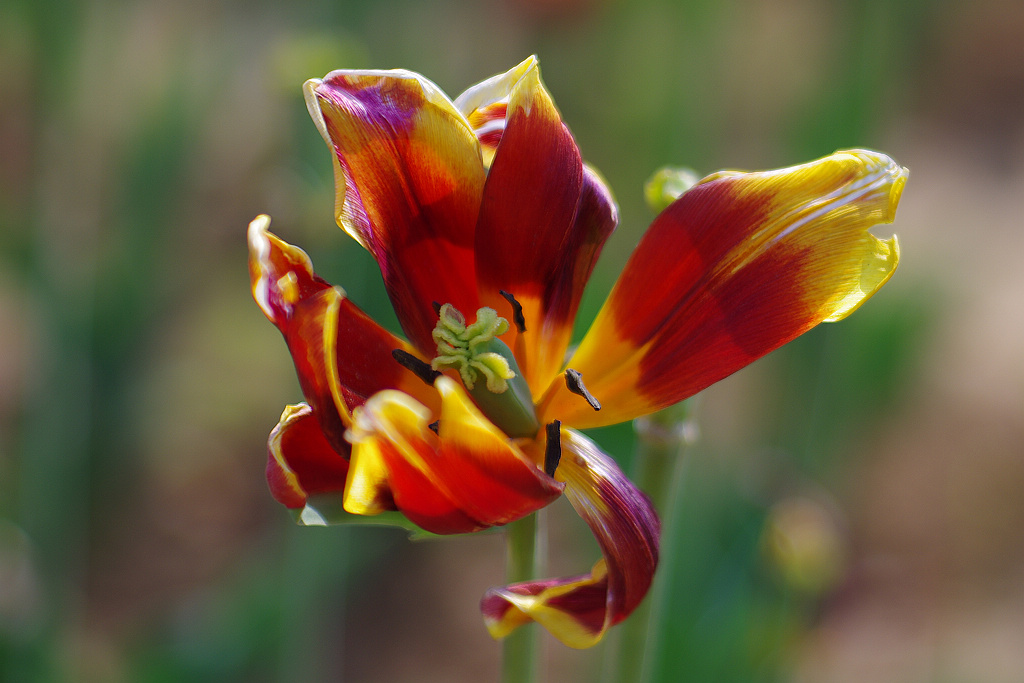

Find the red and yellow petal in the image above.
[
  {"left": 481, "top": 428, "right": 659, "bottom": 648},
  {"left": 541, "top": 149, "right": 906, "bottom": 429},
  {"left": 471, "top": 59, "right": 616, "bottom": 393},
  {"left": 345, "top": 377, "right": 564, "bottom": 535},
  {"left": 528, "top": 165, "right": 617, "bottom": 397},
  {"left": 304, "top": 69, "right": 486, "bottom": 353},
  {"left": 249, "top": 214, "right": 330, "bottom": 325},
  {"left": 453, "top": 55, "right": 536, "bottom": 167},
  {"left": 249, "top": 216, "right": 439, "bottom": 452},
  {"left": 266, "top": 403, "right": 351, "bottom": 510}
]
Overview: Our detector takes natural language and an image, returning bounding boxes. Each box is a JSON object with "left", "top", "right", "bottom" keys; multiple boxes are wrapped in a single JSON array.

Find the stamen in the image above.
[
  {"left": 428, "top": 420, "right": 439, "bottom": 434},
  {"left": 432, "top": 301, "right": 442, "bottom": 316},
  {"left": 499, "top": 290, "right": 527, "bottom": 333},
  {"left": 565, "top": 368, "right": 601, "bottom": 411},
  {"left": 544, "top": 420, "right": 562, "bottom": 477},
  {"left": 391, "top": 349, "right": 441, "bottom": 386}
]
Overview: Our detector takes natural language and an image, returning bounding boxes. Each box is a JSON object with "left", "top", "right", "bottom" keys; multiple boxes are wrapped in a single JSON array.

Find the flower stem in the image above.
[
  {"left": 502, "top": 511, "right": 542, "bottom": 683},
  {"left": 604, "top": 399, "right": 698, "bottom": 683}
]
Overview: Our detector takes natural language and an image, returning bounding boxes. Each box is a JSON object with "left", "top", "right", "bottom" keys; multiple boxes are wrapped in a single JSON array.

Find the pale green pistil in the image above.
[
  {"left": 432, "top": 304, "right": 514, "bottom": 392},
  {"left": 430, "top": 303, "right": 540, "bottom": 439}
]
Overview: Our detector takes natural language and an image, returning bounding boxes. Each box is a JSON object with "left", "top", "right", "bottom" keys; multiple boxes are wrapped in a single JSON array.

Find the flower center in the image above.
[
  {"left": 431, "top": 303, "right": 539, "bottom": 439},
  {"left": 432, "top": 304, "right": 514, "bottom": 392}
]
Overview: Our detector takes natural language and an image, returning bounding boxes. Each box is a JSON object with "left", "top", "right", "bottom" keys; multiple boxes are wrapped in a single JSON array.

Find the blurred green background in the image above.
[{"left": 2, "top": 0, "right": 1022, "bottom": 681}]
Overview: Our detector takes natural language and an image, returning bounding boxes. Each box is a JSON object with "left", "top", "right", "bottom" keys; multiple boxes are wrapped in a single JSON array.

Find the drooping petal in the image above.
[
  {"left": 249, "top": 216, "right": 439, "bottom": 452},
  {"left": 541, "top": 149, "right": 905, "bottom": 429},
  {"left": 481, "top": 429, "right": 659, "bottom": 648},
  {"left": 305, "top": 70, "right": 486, "bottom": 352},
  {"left": 345, "top": 377, "right": 564, "bottom": 535},
  {"left": 266, "top": 403, "right": 351, "bottom": 510},
  {"left": 472, "top": 59, "right": 616, "bottom": 393}
]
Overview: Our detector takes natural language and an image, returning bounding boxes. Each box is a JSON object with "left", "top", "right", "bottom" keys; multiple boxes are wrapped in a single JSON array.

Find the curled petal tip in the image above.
[
  {"left": 247, "top": 213, "right": 319, "bottom": 323},
  {"left": 830, "top": 148, "right": 908, "bottom": 224},
  {"left": 248, "top": 212, "right": 272, "bottom": 237},
  {"left": 887, "top": 164, "right": 909, "bottom": 223},
  {"left": 247, "top": 216, "right": 273, "bottom": 319},
  {"left": 479, "top": 430, "right": 659, "bottom": 648},
  {"left": 453, "top": 55, "right": 539, "bottom": 115},
  {"left": 302, "top": 79, "right": 330, "bottom": 145},
  {"left": 246, "top": 213, "right": 272, "bottom": 266},
  {"left": 811, "top": 149, "right": 906, "bottom": 322},
  {"left": 266, "top": 402, "right": 350, "bottom": 510}
]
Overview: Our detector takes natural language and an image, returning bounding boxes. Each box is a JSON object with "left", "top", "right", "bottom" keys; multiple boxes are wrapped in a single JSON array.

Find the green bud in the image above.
[{"left": 644, "top": 166, "right": 701, "bottom": 213}]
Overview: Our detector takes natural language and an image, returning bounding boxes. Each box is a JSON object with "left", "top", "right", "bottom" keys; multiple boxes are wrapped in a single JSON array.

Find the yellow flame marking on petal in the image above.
[
  {"left": 485, "top": 560, "right": 609, "bottom": 649},
  {"left": 276, "top": 271, "right": 299, "bottom": 306},
  {"left": 554, "top": 446, "right": 611, "bottom": 518},
  {"left": 267, "top": 403, "right": 309, "bottom": 503},
  {"left": 344, "top": 426, "right": 393, "bottom": 516},
  {"left": 322, "top": 287, "right": 352, "bottom": 428},
  {"left": 344, "top": 390, "right": 434, "bottom": 516}
]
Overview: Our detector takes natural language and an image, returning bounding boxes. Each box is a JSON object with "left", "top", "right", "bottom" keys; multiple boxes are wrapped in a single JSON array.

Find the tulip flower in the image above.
[{"left": 249, "top": 55, "right": 904, "bottom": 649}]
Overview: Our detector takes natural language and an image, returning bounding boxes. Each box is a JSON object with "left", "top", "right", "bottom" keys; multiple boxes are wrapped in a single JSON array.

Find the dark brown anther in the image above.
[
  {"left": 431, "top": 301, "right": 442, "bottom": 316},
  {"left": 565, "top": 368, "right": 601, "bottom": 411},
  {"left": 392, "top": 349, "right": 441, "bottom": 386},
  {"left": 499, "top": 290, "right": 527, "bottom": 333},
  {"left": 428, "top": 420, "right": 439, "bottom": 434},
  {"left": 544, "top": 420, "right": 562, "bottom": 477}
]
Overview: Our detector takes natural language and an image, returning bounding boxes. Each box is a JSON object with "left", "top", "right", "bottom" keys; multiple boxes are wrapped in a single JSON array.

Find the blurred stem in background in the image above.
[
  {"left": 8, "top": 0, "right": 93, "bottom": 678},
  {"left": 501, "top": 512, "right": 543, "bottom": 683},
  {"left": 602, "top": 400, "right": 699, "bottom": 683}
]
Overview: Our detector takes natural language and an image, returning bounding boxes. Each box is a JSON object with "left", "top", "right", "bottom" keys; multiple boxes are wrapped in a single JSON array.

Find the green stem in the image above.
[
  {"left": 502, "top": 512, "right": 542, "bottom": 683},
  {"left": 605, "top": 400, "right": 698, "bottom": 683}
]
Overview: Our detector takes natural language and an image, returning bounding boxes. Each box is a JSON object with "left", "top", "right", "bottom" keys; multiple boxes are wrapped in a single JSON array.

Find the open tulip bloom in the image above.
[{"left": 249, "top": 56, "right": 905, "bottom": 649}]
